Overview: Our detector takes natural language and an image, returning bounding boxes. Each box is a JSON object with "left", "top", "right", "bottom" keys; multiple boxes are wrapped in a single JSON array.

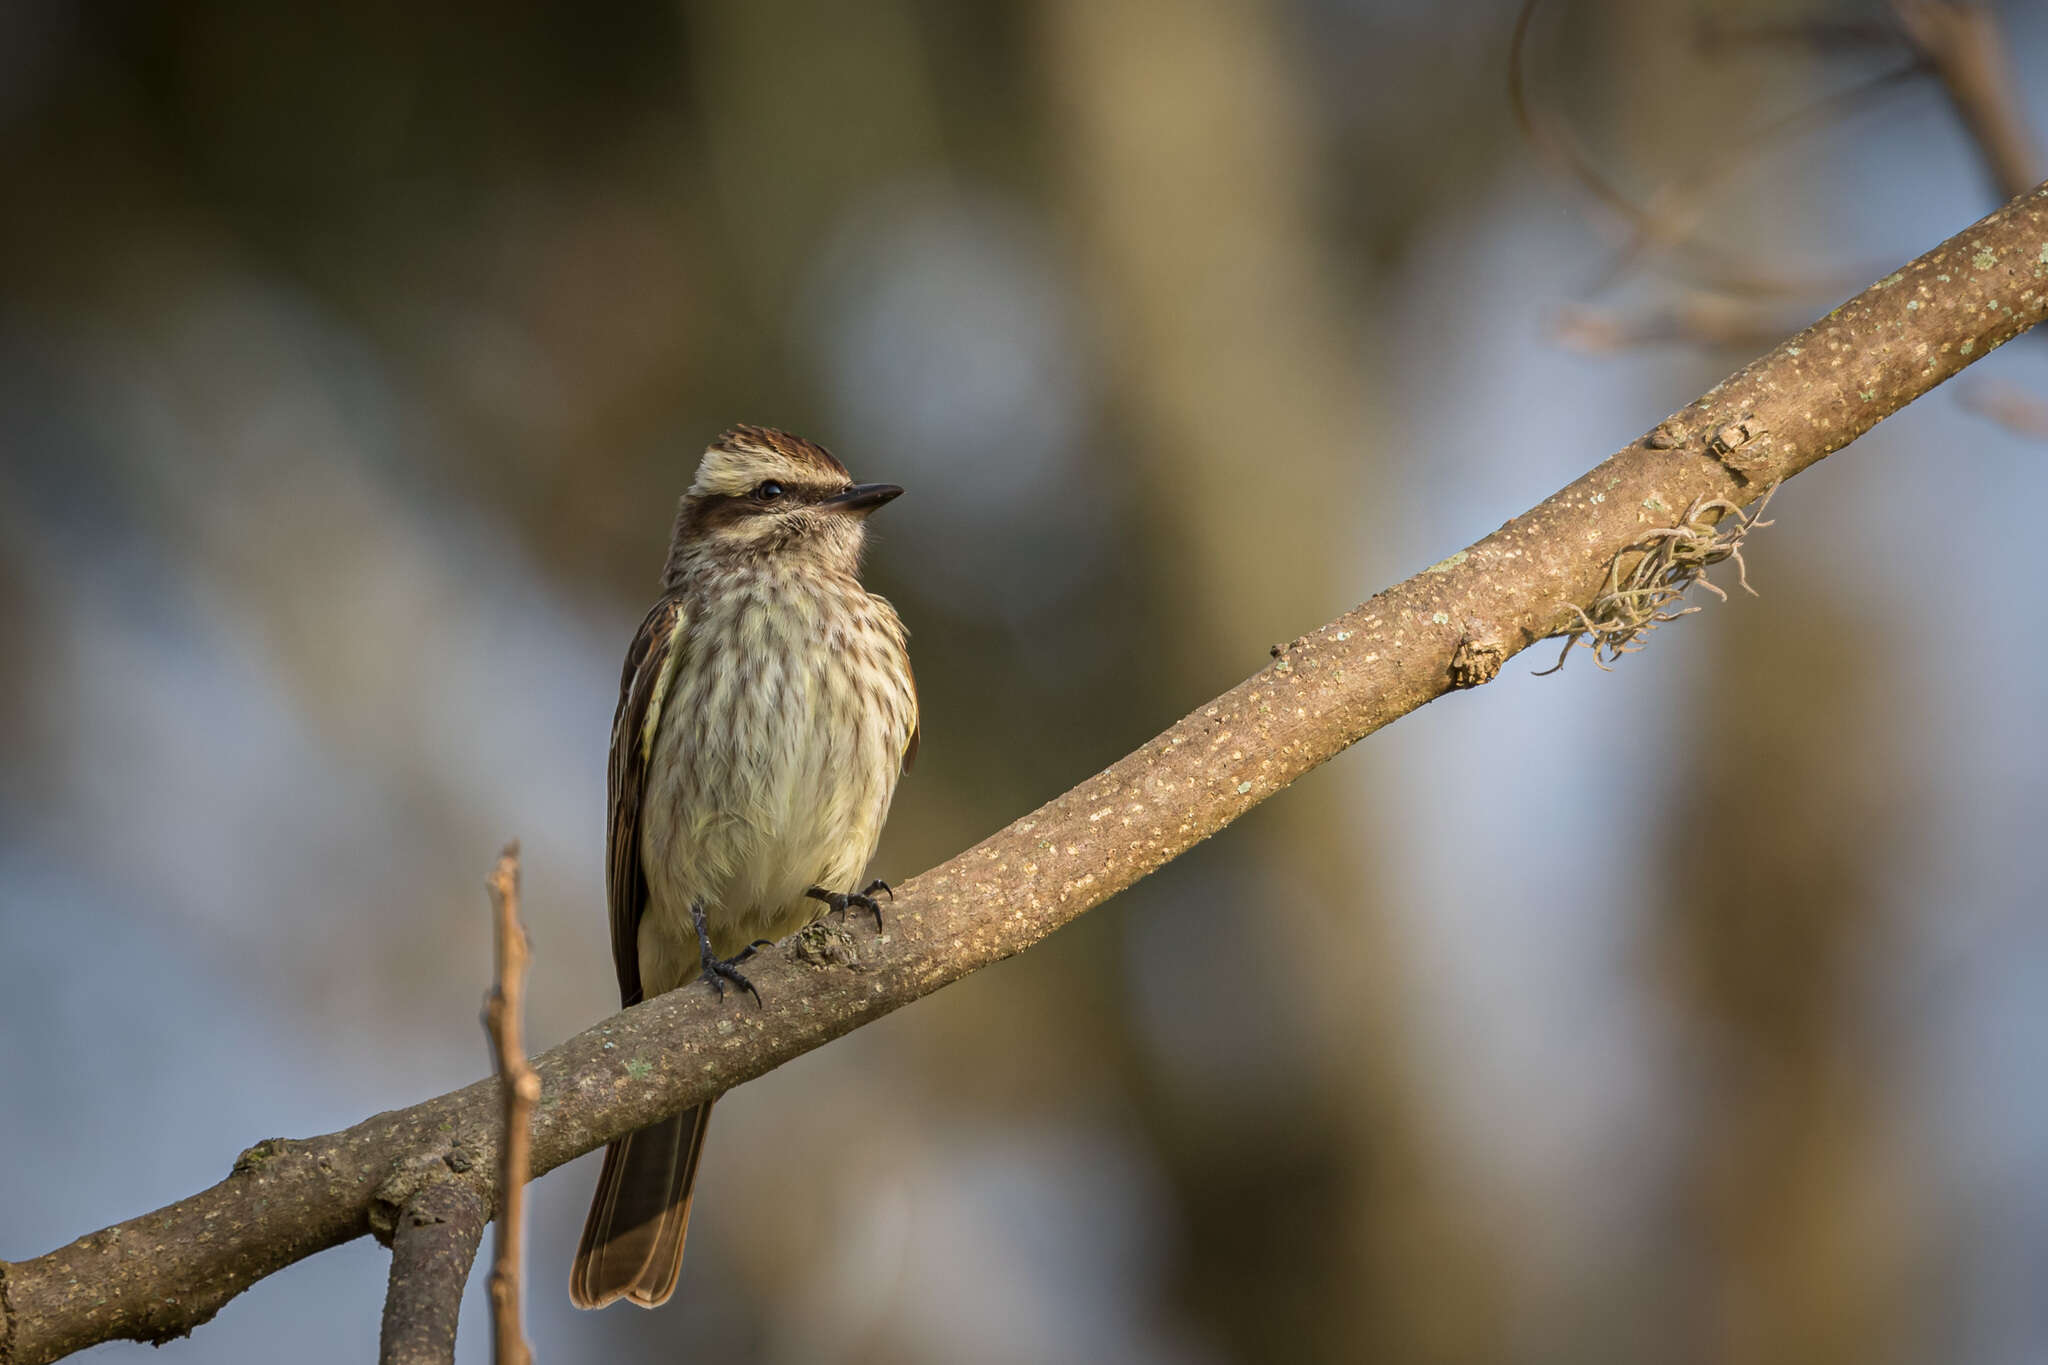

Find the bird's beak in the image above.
[{"left": 820, "top": 483, "right": 904, "bottom": 515}]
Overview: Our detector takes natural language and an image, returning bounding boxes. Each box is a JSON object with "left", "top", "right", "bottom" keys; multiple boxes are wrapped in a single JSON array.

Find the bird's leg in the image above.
[
  {"left": 806, "top": 879, "right": 894, "bottom": 930},
  {"left": 692, "top": 899, "right": 764, "bottom": 1006}
]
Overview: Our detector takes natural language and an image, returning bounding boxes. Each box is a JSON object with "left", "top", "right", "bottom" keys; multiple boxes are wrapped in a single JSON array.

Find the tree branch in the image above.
[
  {"left": 483, "top": 845, "right": 536, "bottom": 1365},
  {"left": 3, "top": 181, "right": 2046, "bottom": 1365},
  {"left": 373, "top": 844, "right": 535, "bottom": 1365},
  {"left": 377, "top": 1183, "right": 487, "bottom": 1365}
]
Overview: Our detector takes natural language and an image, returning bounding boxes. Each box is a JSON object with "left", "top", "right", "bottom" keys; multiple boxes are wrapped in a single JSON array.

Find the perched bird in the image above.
[{"left": 570, "top": 424, "right": 918, "bottom": 1310}]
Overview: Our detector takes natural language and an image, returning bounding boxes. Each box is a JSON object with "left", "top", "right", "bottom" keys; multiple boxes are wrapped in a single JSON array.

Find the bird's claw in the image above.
[
  {"left": 692, "top": 900, "right": 764, "bottom": 1007},
  {"left": 807, "top": 879, "right": 894, "bottom": 930},
  {"left": 701, "top": 956, "right": 761, "bottom": 1007}
]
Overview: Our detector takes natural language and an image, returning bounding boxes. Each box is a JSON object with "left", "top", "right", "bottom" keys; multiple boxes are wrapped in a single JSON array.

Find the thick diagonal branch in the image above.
[{"left": 3, "top": 181, "right": 2046, "bottom": 1365}]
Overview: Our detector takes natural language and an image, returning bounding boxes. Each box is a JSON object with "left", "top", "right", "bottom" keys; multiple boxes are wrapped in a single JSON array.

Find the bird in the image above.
[{"left": 569, "top": 424, "right": 918, "bottom": 1310}]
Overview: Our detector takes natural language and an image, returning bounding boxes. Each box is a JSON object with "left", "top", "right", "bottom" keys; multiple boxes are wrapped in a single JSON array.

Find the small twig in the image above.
[
  {"left": 378, "top": 1183, "right": 487, "bottom": 1365},
  {"left": 484, "top": 843, "right": 536, "bottom": 1365}
]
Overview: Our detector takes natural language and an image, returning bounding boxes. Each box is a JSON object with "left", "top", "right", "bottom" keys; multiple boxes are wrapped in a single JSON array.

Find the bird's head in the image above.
[{"left": 665, "top": 425, "right": 902, "bottom": 583}]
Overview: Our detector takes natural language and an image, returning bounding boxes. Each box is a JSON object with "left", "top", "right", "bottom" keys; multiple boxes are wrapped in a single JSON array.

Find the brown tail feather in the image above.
[{"left": 568, "top": 1102, "right": 714, "bottom": 1309}]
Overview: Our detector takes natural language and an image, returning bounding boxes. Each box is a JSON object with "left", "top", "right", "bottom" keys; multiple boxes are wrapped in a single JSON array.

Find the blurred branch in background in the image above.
[
  {"left": 1957, "top": 377, "right": 2048, "bottom": 437},
  {"left": 1511, "top": 0, "right": 1888, "bottom": 298},
  {"left": 1657, "top": 599, "right": 1924, "bottom": 1365},
  {"left": 1038, "top": 0, "right": 1505, "bottom": 1355},
  {"left": 1520, "top": 0, "right": 2044, "bottom": 357},
  {"left": 1553, "top": 294, "right": 1815, "bottom": 354},
  {"left": 1895, "top": 0, "right": 2045, "bottom": 202},
  {"left": 5, "top": 180, "right": 2045, "bottom": 1365}
]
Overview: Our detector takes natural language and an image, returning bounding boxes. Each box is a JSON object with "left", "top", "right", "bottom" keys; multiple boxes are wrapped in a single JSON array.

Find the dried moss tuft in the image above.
[{"left": 1537, "top": 485, "right": 1777, "bottom": 673}]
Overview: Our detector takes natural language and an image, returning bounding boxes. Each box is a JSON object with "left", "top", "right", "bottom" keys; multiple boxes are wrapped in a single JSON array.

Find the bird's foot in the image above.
[
  {"left": 692, "top": 900, "right": 767, "bottom": 1006},
  {"left": 806, "top": 879, "right": 894, "bottom": 930}
]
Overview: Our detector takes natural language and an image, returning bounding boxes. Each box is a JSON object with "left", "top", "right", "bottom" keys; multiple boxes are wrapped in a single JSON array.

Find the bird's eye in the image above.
[{"left": 752, "top": 480, "right": 785, "bottom": 502}]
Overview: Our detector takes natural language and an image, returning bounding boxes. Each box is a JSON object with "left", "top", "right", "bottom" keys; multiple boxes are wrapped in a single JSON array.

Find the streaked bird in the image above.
[{"left": 570, "top": 424, "right": 918, "bottom": 1310}]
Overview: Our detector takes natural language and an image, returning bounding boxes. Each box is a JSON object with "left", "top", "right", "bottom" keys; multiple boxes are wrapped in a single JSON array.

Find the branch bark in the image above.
[
  {"left": 3, "top": 181, "right": 2046, "bottom": 1365},
  {"left": 377, "top": 1183, "right": 487, "bottom": 1365}
]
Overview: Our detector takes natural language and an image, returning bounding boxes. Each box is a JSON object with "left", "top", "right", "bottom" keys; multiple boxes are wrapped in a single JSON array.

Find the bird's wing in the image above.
[
  {"left": 894, "top": 606, "right": 919, "bottom": 774},
  {"left": 607, "top": 594, "right": 688, "bottom": 1006}
]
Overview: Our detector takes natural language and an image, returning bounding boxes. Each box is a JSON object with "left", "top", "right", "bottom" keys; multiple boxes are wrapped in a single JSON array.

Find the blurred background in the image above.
[{"left": 3, "top": 1, "right": 2047, "bottom": 1361}]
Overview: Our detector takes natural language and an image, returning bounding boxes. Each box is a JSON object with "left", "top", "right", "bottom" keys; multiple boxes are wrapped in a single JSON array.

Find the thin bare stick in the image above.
[
  {"left": 378, "top": 1183, "right": 487, "bottom": 1365},
  {"left": 483, "top": 844, "right": 536, "bottom": 1365}
]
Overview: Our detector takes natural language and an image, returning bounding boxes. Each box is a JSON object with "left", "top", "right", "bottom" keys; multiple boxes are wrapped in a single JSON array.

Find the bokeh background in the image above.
[{"left": 4, "top": 2, "right": 2047, "bottom": 1362}]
